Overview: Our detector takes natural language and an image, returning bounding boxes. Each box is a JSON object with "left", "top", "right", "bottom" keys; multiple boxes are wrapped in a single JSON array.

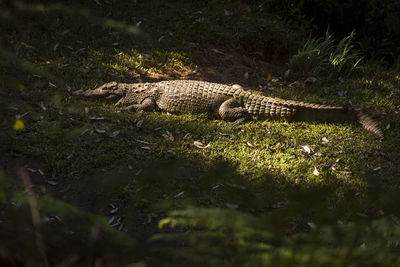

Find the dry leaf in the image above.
[
  {"left": 95, "top": 127, "right": 106, "bottom": 134},
  {"left": 305, "top": 77, "right": 317, "bottom": 83},
  {"left": 193, "top": 141, "right": 210, "bottom": 149},
  {"left": 313, "top": 167, "right": 320, "bottom": 176},
  {"left": 108, "top": 216, "right": 116, "bottom": 225},
  {"left": 246, "top": 142, "right": 259, "bottom": 148},
  {"left": 301, "top": 145, "right": 314, "bottom": 155},
  {"left": 135, "top": 139, "right": 153, "bottom": 145},
  {"left": 110, "top": 130, "right": 120, "bottom": 138},
  {"left": 141, "top": 146, "right": 151, "bottom": 150},
  {"left": 243, "top": 72, "right": 249, "bottom": 79},
  {"left": 321, "top": 137, "right": 329, "bottom": 144},
  {"left": 47, "top": 180, "right": 59, "bottom": 186},
  {"left": 38, "top": 101, "right": 47, "bottom": 111},
  {"left": 48, "top": 82, "right": 57, "bottom": 88},
  {"left": 373, "top": 166, "right": 381, "bottom": 171},
  {"left": 174, "top": 191, "right": 184, "bottom": 198},
  {"left": 136, "top": 120, "right": 143, "bottom": 128},
  {"left": 307, "top": 222, "right": 316, "bottom": 229},
  {"left": 225, "top": 203, "right": 238, "bottom": 209},
  {"left": 110, "top": 207, "right": 119, "bottom": 214},
  {"left": 224, "top": 9, "right": 232, "bottom": 16},
  {"left": 210, "top": 48, "right": 224, "bottom": 54},
  {"left": 162, "top": 131, "right": 174, "bottom": 141}
]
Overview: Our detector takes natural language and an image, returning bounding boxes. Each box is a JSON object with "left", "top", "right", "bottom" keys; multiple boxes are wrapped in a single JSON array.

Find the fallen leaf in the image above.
[
  {"left": 174, "top": 191, "right": 184, "bottom": 198},
  {"left": 321, "top": 137, "right": 329, "bottom": 144},
  {"left": 244, "top": 72, "right": 249, "bottom": 79},
  {"left": 141, "top": 146, "right": 151, "bottom": 150},
  {"left": 38, "top": 101, "right": 47, "bottom": 111},
  {"left": 48, "top": 82, "right": 57, "bottom": 88},
  {"left": 162, "top": 131, "right": 174, "bottom": 141},
  {"left": 307, "top": 222, "right": 316, "bottom": 229},
  {"left": 391, "top": 215, "right": 400, "bottom": 225},
  {"left": 143, "top": 54, "right": 152, "bottom": 59},
  {"left": 94, "top": 127, "right": 106, "bottom": 134},
  {"left": 225, "top": 203, "right": 238, "bottom": 209},
  {"left": 136, "top": 120, "right": 143, "bottom": 128},
  {"left": 246, "top": 142, "right": 259, "bottom": 148},
  {"left": 27, "top": 168, "right": 36, "bottom": 173},
  {"left": 135, "top": 139, "right": 153, "bottom": 145},
  {"left": 110, "top": 207, "right": 119, "bottom": 214},
  {"left": 301, "top": 144, "right": 314, "bottom": 155},
  {"left": 47, "top": 180, "right": 59, "bottom": 186},
  {"left": 328, "top": 162, "right": 337, "bottom": 171},
  {"left": 313, "top": 167, "right": 320, "bottom": 176},
  {"left": 193, "top": 141, "right": 210, "bottom": 149},
  {"left": 110, "top": 130, "right": 120, "bottom": 138},
  {"left": 136, "top": 21, "right": 142, "bottom": 27},
  {"left": 224, "top": 9, "right": 232, "bottom": 16},
  {"left": 373, "top": 166, "right": 381, "bottom": 171},
  {"left": 108, "top": 216, "right": 116, "bottom": 225},
  {"left": 210, "top": 48, "right": 224, "bottom": 54},
  {"left": 305, "top": 77, "right": 317, "bottom": 83}
]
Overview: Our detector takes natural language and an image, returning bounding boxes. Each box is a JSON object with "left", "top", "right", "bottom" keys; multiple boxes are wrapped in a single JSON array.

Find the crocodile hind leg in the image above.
[
  {"left": 120, "top": 98, "right": 156, "bottom": 112},
  {"left": 218, "top": 98, "right": 250, "bottom": 124}
]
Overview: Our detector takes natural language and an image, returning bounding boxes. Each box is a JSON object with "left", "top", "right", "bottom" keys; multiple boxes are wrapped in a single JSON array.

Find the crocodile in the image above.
[{"left": 73, "top": 79, "right": 383, "bottom": 137}]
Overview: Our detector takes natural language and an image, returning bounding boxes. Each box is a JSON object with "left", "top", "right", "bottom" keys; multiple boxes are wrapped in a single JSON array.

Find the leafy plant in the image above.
[{"left": 288, "top": 30, "right": 362, "bottom": 77}]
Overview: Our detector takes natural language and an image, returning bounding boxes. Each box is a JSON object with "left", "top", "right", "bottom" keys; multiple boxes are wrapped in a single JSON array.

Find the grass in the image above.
[
  {"left": 1, "top": 0, "right": 400, "bottom": 266},
  {"left": 288, "top": 30, "right": 363, "bottom": 78}
]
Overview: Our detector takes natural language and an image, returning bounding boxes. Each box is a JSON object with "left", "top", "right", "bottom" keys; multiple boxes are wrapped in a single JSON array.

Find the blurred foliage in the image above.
[
  {"left": 153, "top": 207, "right": 400, "bottom": 267},
  {"left": 258, "top": 0, "right": 400, "bottom": 68},
  {"left": 0, "top": 172, "right": 143, "bottom": 266}
]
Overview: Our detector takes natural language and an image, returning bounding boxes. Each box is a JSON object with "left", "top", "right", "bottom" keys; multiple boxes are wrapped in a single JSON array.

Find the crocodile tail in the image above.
[
  {"left": 284, "top": 102, "right": 383, "bottom": 138},
  {"left": 355, "top": 110, "right": 383, "bottom": 138}
]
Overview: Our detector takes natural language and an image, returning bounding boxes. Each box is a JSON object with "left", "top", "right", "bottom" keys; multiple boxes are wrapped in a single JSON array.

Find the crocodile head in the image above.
[{"left": 73, "top": 82, "right": 125, "bottom": 102}]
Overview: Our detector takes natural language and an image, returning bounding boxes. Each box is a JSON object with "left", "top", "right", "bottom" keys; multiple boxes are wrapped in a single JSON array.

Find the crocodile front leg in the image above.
[
  {"left": 119, "top": 98, "right": 156, "bottom": 112},
  {"left": 218, "top": 98, "right": 250, "bottom": 124}
]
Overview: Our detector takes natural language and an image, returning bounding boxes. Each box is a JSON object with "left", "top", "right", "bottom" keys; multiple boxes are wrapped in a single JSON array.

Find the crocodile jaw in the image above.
[{"left": 73, "top": 82, "right": 125, "bottom": 102}]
